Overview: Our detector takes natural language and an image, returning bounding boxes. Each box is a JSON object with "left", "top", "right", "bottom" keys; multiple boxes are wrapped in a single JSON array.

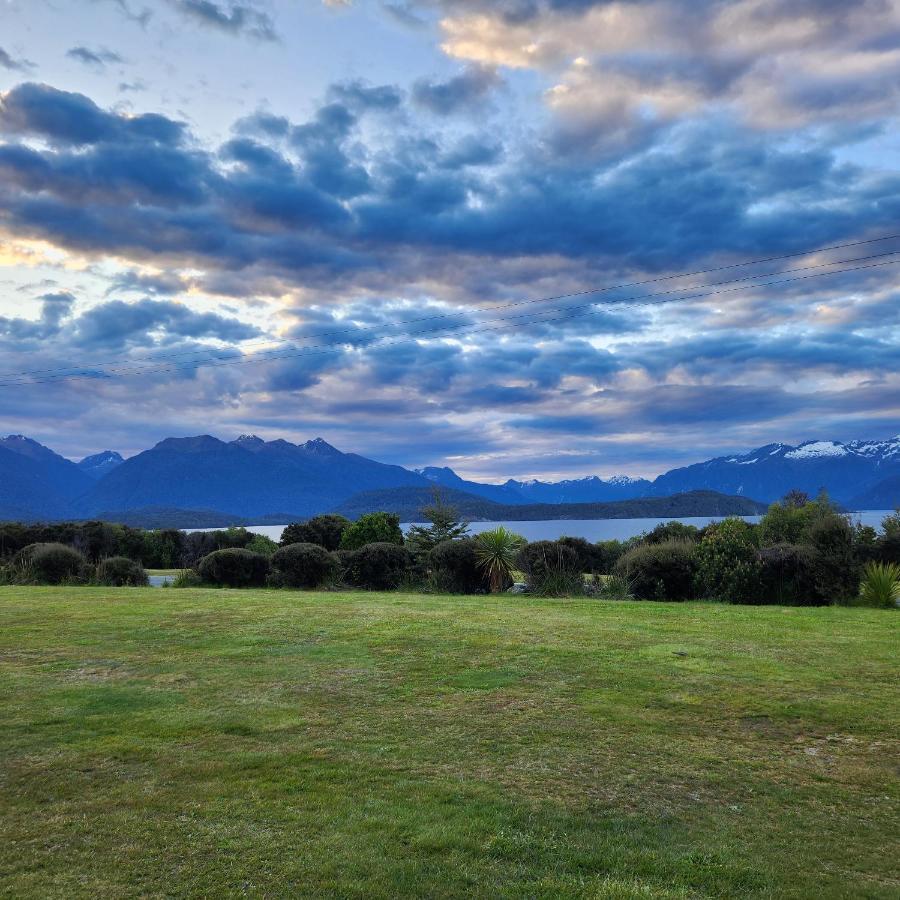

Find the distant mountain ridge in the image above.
[
  {"left": 78, "top": 434, "right": 425, "bottom": 520},
  {"left": 650, "top": 437, "right": 900, "bottom": 507},
  {"left": 416, "top": 466, "right": 654, "bottom": 504},
  {"left": 332, "top": 487, "right": 766, "bottom": 522},
  {"left": 0, "top": 431, "right": 897, "bottom": 525}
]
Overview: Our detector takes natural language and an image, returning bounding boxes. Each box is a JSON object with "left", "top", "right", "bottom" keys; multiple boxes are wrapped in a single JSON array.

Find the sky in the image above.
[{"left": 0, "top": 0, "right": 899, "bottom": 481}]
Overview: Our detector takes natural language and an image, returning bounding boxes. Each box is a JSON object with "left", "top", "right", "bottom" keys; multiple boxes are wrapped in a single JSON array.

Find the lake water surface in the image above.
[{"left": 231, "top": 510, "right": 895, "bottom": 544}]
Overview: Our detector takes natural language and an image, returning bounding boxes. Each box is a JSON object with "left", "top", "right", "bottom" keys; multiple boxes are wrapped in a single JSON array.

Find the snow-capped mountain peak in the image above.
[{"left": 785, "top": 441, "right": 849, "bottom": 460}]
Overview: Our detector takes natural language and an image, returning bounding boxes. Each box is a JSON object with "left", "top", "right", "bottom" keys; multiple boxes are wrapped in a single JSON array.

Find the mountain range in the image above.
[{"left": 0, "top": 432, "right": 897, "bottom": 525}]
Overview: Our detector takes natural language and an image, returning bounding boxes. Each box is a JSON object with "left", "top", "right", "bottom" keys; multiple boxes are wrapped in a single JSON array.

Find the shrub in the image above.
[
  {"left": 517, "top": 540, "right": 582, "bottom": 597},
  {"left": 142, "top": 529, "right": 185, "bottom": 569},
  {"left": 558, "top": 536, "right": 602, "bottom": 573},
  {"left": 171, "top": 569, "right": 203, "bottom": 588},
  {"left": 95, "top": 556, "right": 148, "bottom": 587},
  {"left": 598, "top": 573, "right": 635, "bottom": 601},
  {"left": 197, "top": 548, "right": 269, "bottom": 587},
  {"left": 270, "top": 542, "right": 337, "bottom": 588},
  {"left": 756, "top": 543, "right": 821, "bottom": 606},
  {"left": 614, "top": 540, "right": 697, "bottom": 601},
  {"left": 759, "top": 501, "right": 817, "bottom": 545},
  {"left": 12, "top": 543, "right": 87, "bottom": 585},
  {"left": 430, "top": 538, "right": 488, "bottom": 593},
  {"left": 856, "top": 561, "right": 900, "bottom": 608},
  {"left": 594, "top": 539, "right": 628, "bottom": 575},
  {"left": 246, "top": 533, "right": 278, "bottom": 557},
  {"left": 695, "top": 518, "right": 760, "bottom": 603},
  {"left": 281, "top": 515, "right": 350, "bottom": 551},
  {"left": 343, "top": 542, "right": 411, "bottom": 590},
  {"left": 474, "top": 527, "right": 526, "bottom": 592},
  {"left": 642, "top": 521, "right": 701, "bottom": 545},
  {"left": 180, "top": 528, "right": 255, "bottom": 567},
  {"left": 340, "top": 513, "right": 404, "bottom": 551},
  {"left": 877, "top": 511, "right": 900, "bottom": 565},
  {"left": 806, "top": 514, "right": 858, "bottom": 603}
]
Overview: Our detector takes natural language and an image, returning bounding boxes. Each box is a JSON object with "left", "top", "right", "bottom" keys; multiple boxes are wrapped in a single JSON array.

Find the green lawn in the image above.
[{"left": 0, "top": 588, "right": 897, "bottom": 898}]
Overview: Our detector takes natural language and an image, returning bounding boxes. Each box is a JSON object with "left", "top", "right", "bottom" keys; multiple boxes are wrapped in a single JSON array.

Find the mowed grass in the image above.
[{"left": 0, "top": 588, "right": 897, "bottom": 899}]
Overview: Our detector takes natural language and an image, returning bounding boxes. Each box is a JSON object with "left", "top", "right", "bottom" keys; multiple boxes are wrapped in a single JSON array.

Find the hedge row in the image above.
[
  {"left": 3, "top": 500, "right": 897, "bottom": 606},
  {"left": 2, "top": 543, "right": 147, "bottom": 586},
  {"left": 196, "top": 542, "right": 412, "bottom": 591}
]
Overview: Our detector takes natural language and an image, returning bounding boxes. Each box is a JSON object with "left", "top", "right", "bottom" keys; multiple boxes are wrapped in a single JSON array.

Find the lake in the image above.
[{"left": 225, "top": 510, "right": 896, "bottom": 544}]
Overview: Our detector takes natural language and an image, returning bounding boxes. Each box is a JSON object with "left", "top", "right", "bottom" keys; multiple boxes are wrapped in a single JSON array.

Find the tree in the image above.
[
  {"left": 280, "top": 515, "right": 350, "bottom": 551},
  {"left": 340, "top": 512, "right": 404, "bottom": 551},
  {"left": 695, "top": 518, "right": 760, "bottom": 603},
  {"left": 405, "top": 490, "right": 469, "bottom": 560},
  {"left": 783, "top": 489, "right": 810, "bottom": 508}
]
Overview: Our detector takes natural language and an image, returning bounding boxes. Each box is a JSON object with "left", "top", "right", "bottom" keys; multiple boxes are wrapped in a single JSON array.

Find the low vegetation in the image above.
[
  {"left": 1, "top": 495, "right": 898, "bottom": 606},
  {"left": 0, "top": 587, "right": 896, "bottom": 897}
]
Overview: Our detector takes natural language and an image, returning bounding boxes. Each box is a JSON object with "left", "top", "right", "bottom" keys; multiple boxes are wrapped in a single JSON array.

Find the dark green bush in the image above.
[
  {"left": 197, "top": 548, "right": 269, "bottom": 587},
  {"left": 0, "top": 522, "right": 146, "bottom": 564},
  {"left": 756, "top": 543, "right": 822, "bottom": 606},
  {"left": 246, "top": 533, "right": 278, "bottom": 557},
  {"left": 695, "top": 518, "right": 760, "bottom": 603},
  {"left": 594, "top": 539, "right": 628, "bottom": 575},
  {"left": 430, "top": 538, "right": 488, "bottom": 593},
  {"left": 142, "top": 528, "right": 186, "bottom": 568},
  {"left": 270, "top": 542, "right": 338, "bottom": 588},
  {"left": 180, "top": 528, "right": 253, "bottom": 567},
  {"left": 95, "top": 556, "right": 148, "bottom": 587},
  {"left": 614, "top": 540, "right": 697, "bottom": 601},
  {"left": 557, "top": 536, "right": 602, "bottom": 573},
  {"left": 879, "top": 528, "right": 900, "bottom": 565},
  {"left": 343, "top": 542, "right": 411, "bottom": 590},
  {"left": 281, "top": 515, "right": 350, "bottom": 551},
  {"left": 517, "top": 540, "right": 583, "bottom": 596},
  {"left": 806, "top": 514, "right": 858, "bottom": 603},
  {"left": 13, "top": 543, "right": 87, "bottom": 585},
  {"left": 642, "top": 521, "right": 701, "bottom": 545},
  {"left": 340, "top": 513, "right": 404, "bottom": 551}
]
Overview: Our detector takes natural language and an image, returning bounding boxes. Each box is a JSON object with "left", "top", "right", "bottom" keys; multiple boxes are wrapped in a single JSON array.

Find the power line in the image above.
[
  {"left": 3, "top": 254, "right": 897, "bottom": 388},
  {"left": 1, "top": 232, "right": 899, "bottom": 383}
]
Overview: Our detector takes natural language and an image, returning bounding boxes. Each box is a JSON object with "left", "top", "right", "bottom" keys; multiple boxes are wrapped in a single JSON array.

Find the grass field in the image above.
[{"left": 0, "top": 587, "right": 897, "bottom": 898}]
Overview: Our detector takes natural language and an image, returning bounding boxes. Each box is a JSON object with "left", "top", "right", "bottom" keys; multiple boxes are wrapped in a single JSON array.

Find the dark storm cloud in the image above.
[
  {"left": 621, "top": 329, "right": 900, "bottom": 380},
  {"left": 438, "top": 135, "right": 503, "bottom": 169},
  {"left": 412, "top": 65, "right": 501, "bottom": 115},
  {"left": 327, "top": 81, "right": 405, "bottom": 113},
  {"left": 2, "top": 80, "right": 899, "bottom": 296},
  {"left": 290, "top": 103, "right": 373, "bottom": 199},
  {"left": 233, "top": 111, "right": 291, "bottom": 139},
  {"left": 106, "top": 269, "right": 191, "bottom": 296},
  {"left": 0, "top": 295, "right": 261, "bottom": 353},
  {"left": 72, "top": 299, "right": 263, "bottom": 348},
  {"left": 0, "top": 292, "right": 75, "bottom": 341},
  {"left": 0, "top": 83, "right": 185, "bottom": 146}
]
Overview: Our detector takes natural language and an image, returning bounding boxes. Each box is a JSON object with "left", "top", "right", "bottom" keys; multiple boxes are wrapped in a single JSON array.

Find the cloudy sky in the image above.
[{"left": 1, "top": 0, "right": 899, "bottom": 480}]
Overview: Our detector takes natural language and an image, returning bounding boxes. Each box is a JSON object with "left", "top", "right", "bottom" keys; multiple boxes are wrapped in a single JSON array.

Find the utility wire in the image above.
[
  {"left": 1, "top": 232, "right": 899, "bottom": 383},
  {"left": 3, "top": 254, "right": 898, "bottom": 388}
]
